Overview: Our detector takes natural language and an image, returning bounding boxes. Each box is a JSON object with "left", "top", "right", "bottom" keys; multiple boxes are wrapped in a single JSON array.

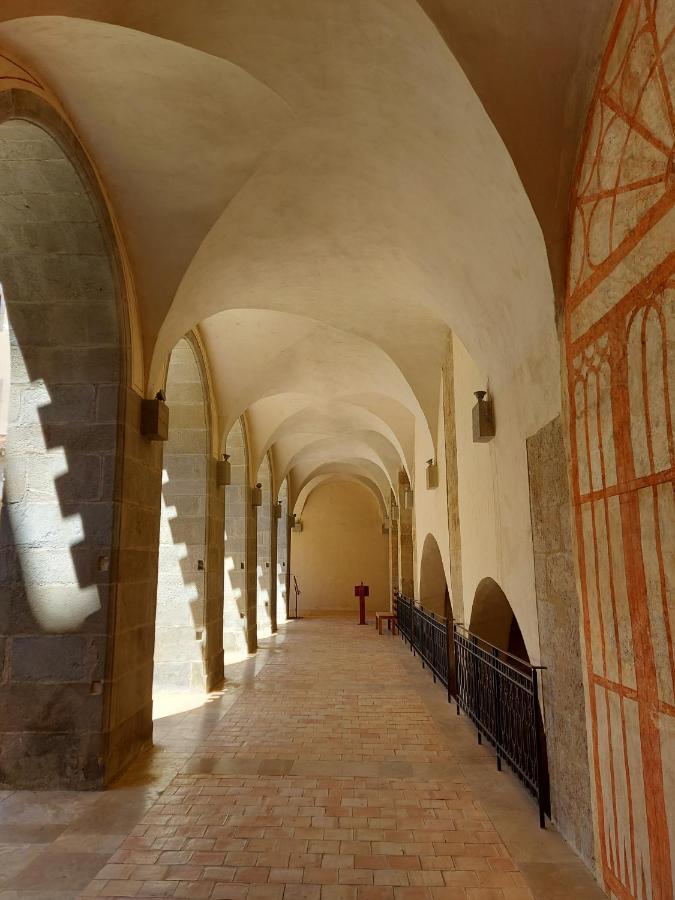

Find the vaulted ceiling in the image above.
[{"left": 0, "top": 1, "right": 614, "bottom": 509}]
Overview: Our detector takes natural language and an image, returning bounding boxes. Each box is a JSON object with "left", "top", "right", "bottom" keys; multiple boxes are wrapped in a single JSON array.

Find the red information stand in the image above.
[{"left": 354, "top": 582, "right": 369, "bottom": 625}]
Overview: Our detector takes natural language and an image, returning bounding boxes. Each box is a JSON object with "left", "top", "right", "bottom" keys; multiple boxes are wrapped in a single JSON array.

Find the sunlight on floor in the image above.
[{"left": 152, "top": 690, "right": 224, "bottom": 721}]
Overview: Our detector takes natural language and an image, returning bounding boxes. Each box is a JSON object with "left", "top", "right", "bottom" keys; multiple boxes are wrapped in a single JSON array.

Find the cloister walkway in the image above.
[{"left": 0, "top": 617, "right": 602, "bottom": 900}]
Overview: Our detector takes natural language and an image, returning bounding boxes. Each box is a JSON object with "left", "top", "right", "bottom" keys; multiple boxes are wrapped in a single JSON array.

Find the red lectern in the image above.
[{"left": 354, "top": 582, "right": 369, "bottom": 625}]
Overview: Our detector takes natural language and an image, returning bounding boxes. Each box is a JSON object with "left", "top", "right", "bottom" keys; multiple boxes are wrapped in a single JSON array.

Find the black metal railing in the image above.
[
  {"left": 393, "top": 590, "right": 549, "bottom": 827},
  {"left": 453, "top": 624, "right": 549, "bottom": 827}
]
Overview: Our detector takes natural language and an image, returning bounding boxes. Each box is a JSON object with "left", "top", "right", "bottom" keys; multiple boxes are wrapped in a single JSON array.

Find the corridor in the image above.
[{"left": 0, "top": 618, "right": 602, "bottom": 899}]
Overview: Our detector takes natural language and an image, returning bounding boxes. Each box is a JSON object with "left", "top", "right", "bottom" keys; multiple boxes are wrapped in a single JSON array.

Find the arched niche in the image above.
[
  {"left": 419, "top": 533, "right": 451, "bottom": 620},
  {"left": 223, "top": 417, "right": 248, "bottom": 660},
  {"left": 0, "top": 105, "right": 126, "bottom": 787},
  {"left": 255, "top": 453, "right": 272, "bottom": 639},
  {"left": 154, "top": 336, "right": 209, "bottom": 692},
  {"left": 470, "top": 577, "right": 529, "bottom": 662}
]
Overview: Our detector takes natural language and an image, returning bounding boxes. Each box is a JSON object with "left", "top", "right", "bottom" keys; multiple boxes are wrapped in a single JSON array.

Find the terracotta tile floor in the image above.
[{"left": 0, "top": 616, "right": 605, "bottom": 900}]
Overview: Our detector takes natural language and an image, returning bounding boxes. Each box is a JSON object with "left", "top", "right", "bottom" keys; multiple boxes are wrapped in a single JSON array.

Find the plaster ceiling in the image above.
[{"left": 0, "top": 1, "right": 612, "bottom": 510}]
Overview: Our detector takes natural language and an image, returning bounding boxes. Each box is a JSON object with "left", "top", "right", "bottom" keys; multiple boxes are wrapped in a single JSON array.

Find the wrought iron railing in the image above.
[
  {"left": 393, "top": 590, "right": 549, "bottom": 827},
  {"left": 396, "top": 592, "right": 449, "bottom": 688}
]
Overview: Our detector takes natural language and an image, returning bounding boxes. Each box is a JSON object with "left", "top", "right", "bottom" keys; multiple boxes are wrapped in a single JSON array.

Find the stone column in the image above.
[
  {"left": 245, "top": 486, "right": 258, "bottom": 653},
  {"left": 441, "top": 336, "right": 464, "bottom": 621},
  {"left": 105, "top": 387, "right": 164, "bottom": 782},
  {"left": 397, "top": 471, "right": 414, "bottom": 597},
  {"left": 204, "top": 459, "right": 224, "bottom": 690},
  {"left": 389, "top": 492, "right": 399, "bottom": 609},
  {"left": 285, "top": 514, "right": 293, "bottom": 618},
  {"left": 270, "top": 500, "right": 278, "bottom": 633}
]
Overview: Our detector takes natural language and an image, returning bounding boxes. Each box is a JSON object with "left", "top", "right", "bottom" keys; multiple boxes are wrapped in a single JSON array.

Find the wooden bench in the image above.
[{"left": 375, "top": 612, "right": 397, "bottom": 635}]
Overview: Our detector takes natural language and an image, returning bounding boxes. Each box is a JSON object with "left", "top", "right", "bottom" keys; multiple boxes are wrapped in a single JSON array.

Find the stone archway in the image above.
[
  {"left": 470, "top": 577, "right": 529, "bottom": 662},
  {"left": 153, "top": 337, "right": 209, "bottom": 693},
  {"left": 0, "top": 113, "right": 125, "bottom": 787}
]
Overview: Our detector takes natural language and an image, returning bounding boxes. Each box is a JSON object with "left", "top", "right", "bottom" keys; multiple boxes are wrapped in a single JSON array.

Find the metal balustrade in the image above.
[{"left": 393, "top": 590, "right": 549, "bottom": 827}]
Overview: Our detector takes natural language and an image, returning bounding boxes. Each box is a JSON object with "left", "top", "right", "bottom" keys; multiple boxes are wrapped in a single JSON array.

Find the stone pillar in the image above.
[
  {"left": 441, "top": 336, "right": 464, "bottom": 621},
  {"left": 205, "top": 459, "right": 224, "bottom": 690},
  {"left": 397, "top": 471, "right": 414, "bottom": 597},
  {"left": 277, "top": 489, "right": 289, "bottom": 624},
  {"left": 245, "top": 486, "right": 257, "bottom": 653},
  {"left": 223, "top": 421, "right": 247, "bottom": 658},
  {"left": 389, "top": 492, "right": 399, "bottom": 609},
  {"left": 270, "top": 500, "right": 278, "bottom": 633},
  {"left": 106, "top": 388, "right": 163, "bottom": 781},
  {"left": 285, "top": 514, "right": 293, "bottom": 618}
]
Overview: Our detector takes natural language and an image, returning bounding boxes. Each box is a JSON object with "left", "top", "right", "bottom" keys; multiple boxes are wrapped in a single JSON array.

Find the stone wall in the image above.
[
  {"left": 527, "top": 416, "right": 593, "bottom": 864},
  {"left": 0, "top": 119, "right": 123, "bottom": 788}
]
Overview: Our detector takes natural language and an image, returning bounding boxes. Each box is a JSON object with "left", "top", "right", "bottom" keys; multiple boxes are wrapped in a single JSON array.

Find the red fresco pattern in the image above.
[{"left": 566, "top": 1, "right": 674, "bottom": 898}]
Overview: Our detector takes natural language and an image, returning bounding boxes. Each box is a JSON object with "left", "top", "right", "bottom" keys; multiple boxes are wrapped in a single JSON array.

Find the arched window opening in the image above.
[
  {"left": 223, "top": 418, "right": 248, "bottom": 661},
  {"left": 470, "top": 577, "right": 529, "bottom": 662},
  {"left": 153, "top": 337, "right": 208, "bottom": 695},
  {"left": 418, "top": 532, "right": 451, "bottom": 621},
  {"left": 0, "top": 118, "right": 122, "bottom": 787}
]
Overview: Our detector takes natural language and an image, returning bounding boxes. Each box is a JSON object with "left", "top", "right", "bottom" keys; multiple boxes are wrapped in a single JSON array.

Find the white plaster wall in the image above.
[
  {"left": 413, "top": 379, "right": 452, "bottom": 608},
  {"left": 292, "top": 481, "right": 388, "bottom": 613},
  {"left": 451, "top": 333, "right": 541, "bottom": 662}
]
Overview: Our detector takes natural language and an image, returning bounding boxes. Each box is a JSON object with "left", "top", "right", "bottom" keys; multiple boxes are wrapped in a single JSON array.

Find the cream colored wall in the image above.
[
  {"left": 291, "top": 481, "right": 388, "bottom": 613},
  {"left": 413, "top": 379, "right": 452, "bottom": 609},
  {"left": 451, "top": 332, "right": 541, "bottom": 662}
]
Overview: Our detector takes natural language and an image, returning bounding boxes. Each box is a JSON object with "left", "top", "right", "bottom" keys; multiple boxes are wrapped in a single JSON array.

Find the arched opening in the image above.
[
  {"left": 470, "top": 577, "right": 529, "bottom": 662},
  {"left": 0, "top": 117, "right": 123, "bottom": 787},
  {"left": 255, "top": 454, "right": 272, "bottom": 639},
  {"left": 223, "top": 418, "right": 248, "bottom": 661},
  {"left": 292, "top": 479, "right": 388, "bottom": 614},
  {"left": 153, "top": 337, "right": 209, "bottom": 694},
  {"left": 419, "top": 532, "right": 450, "bottom": 620},
  {"left": 276, "top": 479, "right": 288, "bottom": 625}
]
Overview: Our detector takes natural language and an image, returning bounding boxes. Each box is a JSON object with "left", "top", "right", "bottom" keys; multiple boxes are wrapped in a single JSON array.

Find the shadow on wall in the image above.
[
  {"left": 0, "top": 118, "right": 122, "bottom": 787},
  {"left": 470, "top": 577, "right": 529, "bottom": 662}
]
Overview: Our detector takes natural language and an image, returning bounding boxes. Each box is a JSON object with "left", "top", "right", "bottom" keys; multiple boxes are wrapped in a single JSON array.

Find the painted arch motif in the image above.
[{"left": 566, "top": 1, "right": 674, "bottom": 898}]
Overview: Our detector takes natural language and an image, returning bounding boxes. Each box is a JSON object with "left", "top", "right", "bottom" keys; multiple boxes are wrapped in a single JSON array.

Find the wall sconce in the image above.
[
  {"left": 287, "top": 513, "right": 296, "bottom": 528},
  {"left": 382, "top": 515, "right": 390, "bottom": 534},
  {"left": 472, "top": 390, "right": 495, "bottom": 442},
  {"left": 274, "top": 501, "right": 282, "bottom": 519},
  {"left": 404, "top": 489, "right": 414, "bottom": 509},
  {"left": 426, "top": 459, "right": 439, "bottom": 489},
  {"left": 391, "top": 503, "right": 399, "bottom": 522},
  {"left": 216, "top": 453, "right": 231, "bottom": 486},
  {"left": 251, "top": 482, "right": 262, "bottom": 507},
  {"left": 292, "top": 518, "right": 303, "bottom": 533},
  {"left": 141, "top": 391, "right": 169, "bottom": 441}
]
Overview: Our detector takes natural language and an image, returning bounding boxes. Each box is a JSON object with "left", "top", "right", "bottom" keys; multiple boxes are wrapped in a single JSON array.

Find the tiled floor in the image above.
[{"left": 0, "top": 616, "right": 605, "bottom": 900}]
